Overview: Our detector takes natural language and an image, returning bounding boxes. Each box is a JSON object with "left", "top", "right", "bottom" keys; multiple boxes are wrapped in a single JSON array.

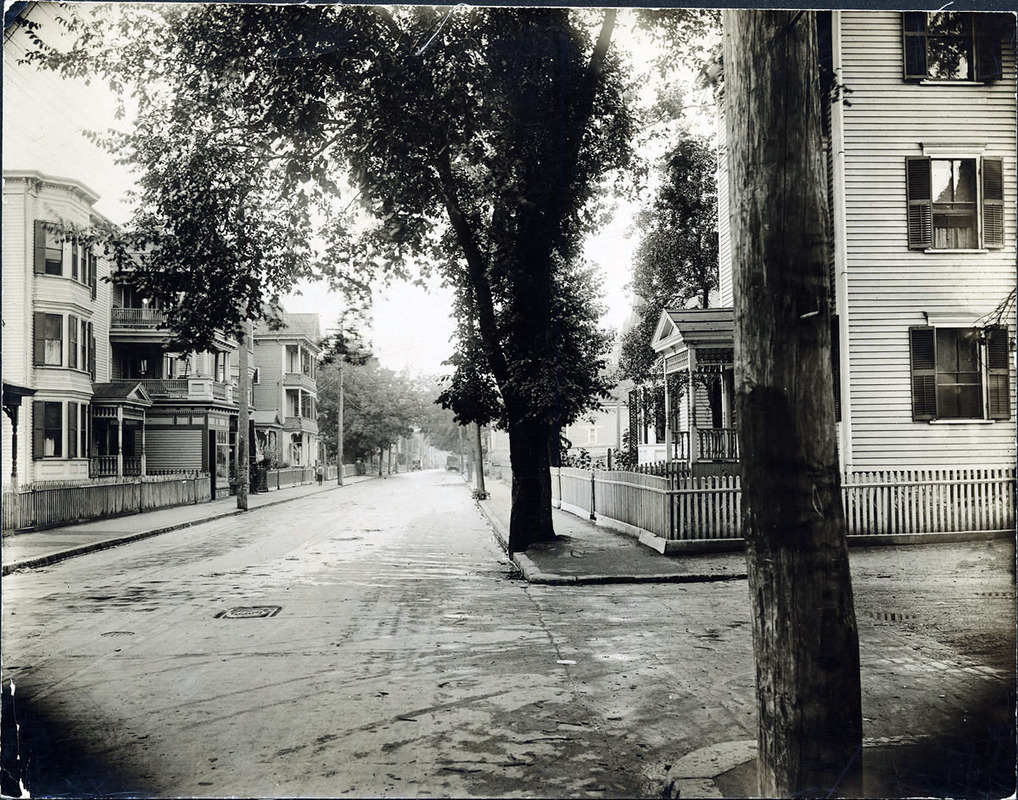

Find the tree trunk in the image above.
[
  {"left": 507, "top": 415, "right": 555, "bottom": 554},
  {"left": 724, "top": 10, "right": 863, "bottom": 798}
]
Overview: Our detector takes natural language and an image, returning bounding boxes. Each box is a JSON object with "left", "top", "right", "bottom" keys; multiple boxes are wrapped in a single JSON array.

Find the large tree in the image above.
[
  {"left": 619, "top": 134, "right": 719, "bottom": 384},
  {"left": 25, "top": 3, "right": 659, "bottom": 552},
  {"left": 724, "top": 10, "right": 862, "bottom": 797}
]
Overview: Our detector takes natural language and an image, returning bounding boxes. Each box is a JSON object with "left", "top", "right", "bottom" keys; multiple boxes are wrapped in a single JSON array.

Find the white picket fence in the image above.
[{"left": 551, "top": 466, "right": 1015, "bottom": 542}]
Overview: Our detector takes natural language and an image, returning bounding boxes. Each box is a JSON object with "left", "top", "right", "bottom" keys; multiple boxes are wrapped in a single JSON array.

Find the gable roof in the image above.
[
  {"left": 651, "top": 307, "right": 734, "bottom": 354},
  {"left": 90, "top": 382, "right": 153, "bottom": 406}
]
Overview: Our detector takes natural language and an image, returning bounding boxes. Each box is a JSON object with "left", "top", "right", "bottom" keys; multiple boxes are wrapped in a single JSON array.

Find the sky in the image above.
[{"left": 3, "top": 3, "right": 716, "bottom": 377}]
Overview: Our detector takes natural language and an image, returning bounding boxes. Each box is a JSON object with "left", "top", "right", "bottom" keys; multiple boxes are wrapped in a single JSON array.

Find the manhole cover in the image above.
[
  {"left": 216, "top": 606, "right": 281, "bottom": 619},
  {"left": 100, "top": 631, "right": 136, "bottom": 637}
]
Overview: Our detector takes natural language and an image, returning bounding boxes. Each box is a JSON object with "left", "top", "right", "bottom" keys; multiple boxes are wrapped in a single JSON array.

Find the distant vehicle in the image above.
[
  {"left": 445, "top": 455, "right": 460, "bottom": 471},
  {"left": 411, "top": 459, "right": 421, "bottom": 471}
]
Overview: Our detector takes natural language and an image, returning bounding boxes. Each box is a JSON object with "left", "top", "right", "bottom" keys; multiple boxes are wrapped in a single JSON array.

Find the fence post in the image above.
[{"left": 590, "top": 469, "right": 596, "bottom": 521}]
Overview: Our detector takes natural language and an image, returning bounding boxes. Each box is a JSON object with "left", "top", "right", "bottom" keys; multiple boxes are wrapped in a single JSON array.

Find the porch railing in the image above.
[
  {"left": 89, "top": 456, "right": 143, "bottom": 478},
  {"left": 551, "top": 466, "right": 1015, "bottom": 543},
  {"left": 698, "top": 427, "right": 739, "bottom": 461},
  {"left": 111, "top": 307, "right": 167, "bottom": 328}
]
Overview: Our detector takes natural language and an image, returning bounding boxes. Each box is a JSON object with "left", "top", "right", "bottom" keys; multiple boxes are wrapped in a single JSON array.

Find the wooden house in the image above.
[{"left": 649, "top": 10, "right": 1016, "bottom": 478}]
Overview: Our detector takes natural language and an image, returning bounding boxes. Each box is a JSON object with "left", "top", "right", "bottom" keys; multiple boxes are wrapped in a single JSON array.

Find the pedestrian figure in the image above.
[{"left": 316, "top": 462, "right": 324, "bottom": 485}]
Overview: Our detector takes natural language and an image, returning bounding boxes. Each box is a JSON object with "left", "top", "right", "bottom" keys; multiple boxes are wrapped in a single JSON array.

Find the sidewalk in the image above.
[
  {"left": 1, "top": 475, "right": 377, "bottom": 576},
  {"left": 476, "top": 476, "right": 748, "bottom": 585}
]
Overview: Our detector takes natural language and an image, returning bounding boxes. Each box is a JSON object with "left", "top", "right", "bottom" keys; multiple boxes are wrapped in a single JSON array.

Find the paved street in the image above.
[{"left": 1, "top": 469, "right": 1014, "bottom": 798}]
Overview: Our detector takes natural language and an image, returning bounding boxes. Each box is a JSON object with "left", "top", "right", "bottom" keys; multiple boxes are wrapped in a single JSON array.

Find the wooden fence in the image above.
[
  {"left": 3, "top": 473, "right": 211, "bottom": 532},
  {"left": 552, "top": 466, "right": 1015, "bottom": 542}
]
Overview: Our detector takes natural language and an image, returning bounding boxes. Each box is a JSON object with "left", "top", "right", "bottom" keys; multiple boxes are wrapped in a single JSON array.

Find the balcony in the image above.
[
  {"left": 282, "top": 372, "right": 316, "bottom": 391},
  {"left": 115, "top": 378, "right": 233, "bottom": 404},
  {"left": 111, "top": 307, "right": 167, "bottom": 329}
]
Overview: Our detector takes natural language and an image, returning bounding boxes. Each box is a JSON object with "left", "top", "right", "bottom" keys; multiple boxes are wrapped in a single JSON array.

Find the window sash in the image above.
[
  {"left": 34, "top": 312, "right": 64, "bottom": 367},
  {"left": 33, "top": 401, "right": 63, "bottom": 459}
]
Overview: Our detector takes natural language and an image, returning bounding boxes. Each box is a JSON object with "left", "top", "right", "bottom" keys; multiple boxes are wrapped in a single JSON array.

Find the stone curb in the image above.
[
  {"left": 475, "top": 496, "right": 747, "bottom": 586},
  {"left": 1, "top": 478, "right": 375, "bottom": 576}
]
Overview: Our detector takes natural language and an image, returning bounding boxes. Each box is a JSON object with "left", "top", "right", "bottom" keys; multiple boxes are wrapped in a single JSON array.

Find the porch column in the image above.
[
  {"left": 663, "top": 355, "right": 672, "bottom": 459},
  {"left": 688, "top": 348, "right": 699, "bottom": 465},
  {"left": 116, "top": 406, "right": 124, "bottom": 479},
  {"left": 140, "top": 418, "right": 147, "bottom": 476},
  {"left": 4, "top": 405, "right": 19, "bottom": 492}
]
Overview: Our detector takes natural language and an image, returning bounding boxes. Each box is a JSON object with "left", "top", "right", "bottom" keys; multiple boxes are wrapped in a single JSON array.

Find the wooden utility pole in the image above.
[
  {"left": 236, "top": 320, "right": 252, "bottom": 511},
  {"left": 474, "top": 423, "right": 486, "bottom": 496},
  {"left": 337, "top": 361, "right": 345, "bottom": 486},
  {"left": 723, "top": 10, "right": 863, "bottom": 798}
]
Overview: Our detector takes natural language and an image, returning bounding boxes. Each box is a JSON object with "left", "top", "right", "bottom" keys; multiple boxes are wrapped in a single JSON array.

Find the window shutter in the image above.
[
  {"left": 89, "top": 251, "right": 97, "bottom": 299},
  {"left": 910, "top": 326, "right": 937, "bottom": 420},
  {"left": 71, "top": 238, "right": 79, "bottom": 280},
  {"left": 88, "top": 322, "right": 96, "bottom": 380},
  {"left": 32, "top": 401, "right": 45, "bottom": 460},
  {"left": 974, "top": 14, "right": 1005, "bottom": 82},
  {"left": 34, "top": 221, "right": 47, "bottom": 274},
  {"left": 69, "top": 315, "right": 78, "bottom": 370},
  {"left": 33, "top": 312, "right": 46, "bottom": 365},
  {"left": 68, "top": 402, "right": 78, "bottom": 459},
  {"left": 986, "top": 326, "right": 1011, "bottom": 420},
  {"left": 982, "top": 157, "right": 1005, "bottom": 249},
  {"left": 831, "top": 315, "right": 842, "bottom": 422},
  {"left": 906, "top": 158, "right": 933, "bottom": 250}
]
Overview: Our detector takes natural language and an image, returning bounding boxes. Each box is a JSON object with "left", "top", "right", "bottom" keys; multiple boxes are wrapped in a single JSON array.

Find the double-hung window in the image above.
[
  {"left": 33, "top": 221, "right": 63, "bottom": 276},
  {"left": 903, "top": 12, "right": 1006, "bottom": 83},
  {"left": 33, "top": 312, "right": 63, "bottom": 366},
  {"left": 910, "top": 326, "right": 1011, "bottom": 421},
  {"left": 32, "top": 401, "right": 63, "bottom": 458},
  {"left": 906, "top": 156, "right": 1004, "bottom": 250}
]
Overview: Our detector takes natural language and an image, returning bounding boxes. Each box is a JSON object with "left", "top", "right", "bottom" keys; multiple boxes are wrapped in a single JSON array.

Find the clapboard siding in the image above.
[
  {"left": 838, "top": 11, "right": 1017, "bottom": 469},
  {"left": 252, "top": 339, "right": 284, "bottom": 413}
]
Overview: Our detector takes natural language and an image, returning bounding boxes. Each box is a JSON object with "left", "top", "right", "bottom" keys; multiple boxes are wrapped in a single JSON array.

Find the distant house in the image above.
[
  {"left": 645, "top": 10, "right": 1016, "bottom": 475},
  {"left": 252, "top": 314, "right": 322, "bottom": 468}
]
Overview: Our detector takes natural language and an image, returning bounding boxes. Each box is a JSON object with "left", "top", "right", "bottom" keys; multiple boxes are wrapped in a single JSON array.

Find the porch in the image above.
[
  {"left": 644, "top": 307, "right": 738, "bottom": 467},
  {"left": 89, "top": 382, "right": 152, "bottom": 479}
]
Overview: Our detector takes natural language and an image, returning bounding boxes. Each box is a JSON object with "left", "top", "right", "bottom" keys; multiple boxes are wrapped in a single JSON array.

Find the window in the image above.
[
  {"left": 587, "top": 427, "right": 598, "bottom": 444},
  {"left": 902, "top": 12, "right": 1005, "bottom": 83},
  {"left": 910, "top": 326, "right": 1010, "bottom": 421},
  {"left": 32, "top": 401, "right": 63, "bottom": 458},
  {"left": 33, "top": 312, "right": 63, "bottom": 366},
  {"left": 33, "top": 221, "right": 63, "bottom": 275},
  {"left": 906, "top": 157, "right": 1004, "bottom": 250}
]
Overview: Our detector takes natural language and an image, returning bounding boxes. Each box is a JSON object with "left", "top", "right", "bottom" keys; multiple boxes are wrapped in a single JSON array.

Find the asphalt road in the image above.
[{"left": 1, "top": 469, "right": 1014, "bottom": 798}]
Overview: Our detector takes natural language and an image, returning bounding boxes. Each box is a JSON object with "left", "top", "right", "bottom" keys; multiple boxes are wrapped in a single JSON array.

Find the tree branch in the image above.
[{"left": 433, "top": 148, "right": 509, "bottom": 386}]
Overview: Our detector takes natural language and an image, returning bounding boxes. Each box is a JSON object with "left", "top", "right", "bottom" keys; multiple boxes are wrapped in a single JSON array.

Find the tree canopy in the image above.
[
  {"left": 619, "top": 134, "right": 719, "bottom": 384},
  {"left": 23, "top": 3, "right": 713, "bottom": 550}
]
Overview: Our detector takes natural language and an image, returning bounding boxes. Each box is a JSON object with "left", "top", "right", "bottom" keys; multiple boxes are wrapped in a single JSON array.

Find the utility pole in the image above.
[
  {"left": 724, "top": 10, "right": 862, "bottom": 797},
  {"left": 474, "top": 423, "right": 486, "bottom": 496},
  {"left": 336, "top": 360, "right": 345, "bottom": 486},
  {"left": 236, "top": 319, "right": 252, "bottom": 511}
]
